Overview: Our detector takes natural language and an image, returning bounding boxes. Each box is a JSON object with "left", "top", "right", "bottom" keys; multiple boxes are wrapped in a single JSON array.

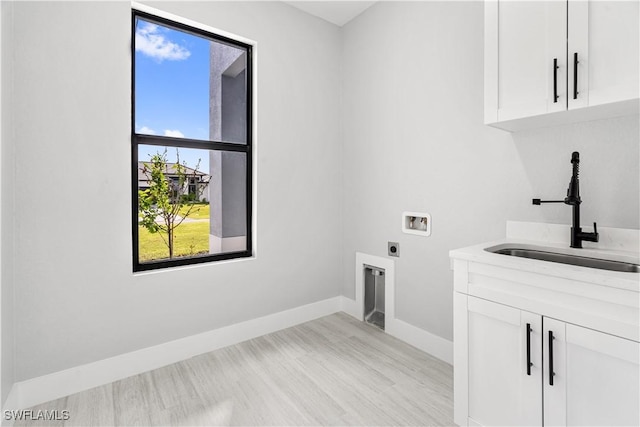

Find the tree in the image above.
[{"left": 138, "top": 149, "right": 209, "bottom": 259}]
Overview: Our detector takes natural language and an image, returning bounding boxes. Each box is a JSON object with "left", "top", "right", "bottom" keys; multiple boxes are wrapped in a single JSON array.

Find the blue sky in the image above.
[{"left": 135, "top": 18, "right": 210, "bottom": 171}]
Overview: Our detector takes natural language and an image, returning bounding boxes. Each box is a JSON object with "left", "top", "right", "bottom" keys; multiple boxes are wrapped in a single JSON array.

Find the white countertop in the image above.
[{"left": 450, "top": 222, "right": 640, "bottom": 292}]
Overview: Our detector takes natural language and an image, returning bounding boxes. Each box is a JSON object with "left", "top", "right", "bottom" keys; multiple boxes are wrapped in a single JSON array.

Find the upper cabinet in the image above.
[
  {"left": 485, "top": 0, "right": 639, "bottom": 132},
  {"left": 569, "top": 1, "right": 639, "bottom": 109}
]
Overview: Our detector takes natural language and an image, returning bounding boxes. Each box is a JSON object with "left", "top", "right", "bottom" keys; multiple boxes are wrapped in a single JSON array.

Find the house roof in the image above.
[
  {"left": 138, "top": 161, "right": 209, "bottom": 182},
  {"left": 138, "top": 162, "right": 210, "bottom": 189}
]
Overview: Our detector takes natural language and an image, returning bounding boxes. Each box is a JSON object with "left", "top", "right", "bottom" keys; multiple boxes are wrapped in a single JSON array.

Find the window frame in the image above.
[{"left": 131, "top": 8, "right": 254, "bottom": 272}]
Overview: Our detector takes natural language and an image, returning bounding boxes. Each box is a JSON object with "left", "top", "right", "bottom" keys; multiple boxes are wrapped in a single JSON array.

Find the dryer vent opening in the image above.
[{"left": 364, "top": 265, "right": 385, "bottom": 330}]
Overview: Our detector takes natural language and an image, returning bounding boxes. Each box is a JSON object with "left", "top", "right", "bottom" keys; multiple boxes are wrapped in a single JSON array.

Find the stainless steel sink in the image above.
[{"left": 485, "top": 244, "right": 640, "bottom": 273}]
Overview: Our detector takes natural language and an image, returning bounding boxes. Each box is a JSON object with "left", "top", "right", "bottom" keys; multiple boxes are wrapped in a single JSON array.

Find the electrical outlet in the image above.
[{"left": 388, "top": 242, "right": 399, "bottom": 257}]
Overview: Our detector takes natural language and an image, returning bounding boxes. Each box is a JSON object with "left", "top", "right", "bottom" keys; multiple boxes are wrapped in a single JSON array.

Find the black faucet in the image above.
[{"left": 532, "top": 151, "right": 599, "bottom": 249}]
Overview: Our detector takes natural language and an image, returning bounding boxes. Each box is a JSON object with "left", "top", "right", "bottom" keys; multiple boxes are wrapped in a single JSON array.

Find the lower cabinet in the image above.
[
  {"left": 544, "top": 317, "right": 640, "bottom": 426},
  {"left": 462, "top": 295, "right": 639, "bottom": 426},
  {"left": 466, "top": 297, "right": 542, "bottom": 426}
]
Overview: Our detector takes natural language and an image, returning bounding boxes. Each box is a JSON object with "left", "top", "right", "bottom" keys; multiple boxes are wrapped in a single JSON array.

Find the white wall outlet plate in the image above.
[{"left": 402, "top": 211, "right": 432, "bottom": 236}]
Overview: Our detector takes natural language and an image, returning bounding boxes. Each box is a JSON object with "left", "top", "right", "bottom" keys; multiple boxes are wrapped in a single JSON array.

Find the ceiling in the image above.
[{"left": 283, "top": 1, "right": 377, "bottom": 27}]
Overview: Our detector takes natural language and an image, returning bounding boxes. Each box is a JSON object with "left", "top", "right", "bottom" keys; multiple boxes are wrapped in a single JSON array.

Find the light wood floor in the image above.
[{"left": 16, "top": 313, "right": 453, "bottom": 426}]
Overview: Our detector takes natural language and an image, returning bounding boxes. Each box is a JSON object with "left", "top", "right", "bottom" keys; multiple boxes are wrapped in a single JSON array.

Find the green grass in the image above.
[
  {"left": 178, "top": 203, "right": 209, "bottom": 219},
  {"left": 139, "top": 221, "right": 210, "bottom": 262}
]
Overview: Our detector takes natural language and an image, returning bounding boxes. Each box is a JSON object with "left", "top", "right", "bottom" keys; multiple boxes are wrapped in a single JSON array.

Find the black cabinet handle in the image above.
[
  {"left": 553, "top": 58, "right": 559, "bottom": 103},
  {"left": 549, "top": 331, "right": 555, "bottom": 386},
  {"left": 573, "top": 52, "right": 579, "bottom": 100},
  {"left": 526, "top": 323, "right": 533, "bottom": 375}
]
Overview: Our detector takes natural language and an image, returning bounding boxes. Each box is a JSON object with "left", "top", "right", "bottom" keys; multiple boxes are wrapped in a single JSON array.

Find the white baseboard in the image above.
[
  {"left": 339, "top": 295, "right": 360, "bottom": 319},
  {"left": 3, "top": 389, "right": 18, "bottom": 427},
  {"left": 5, "top": 297, "right": 343, "bottom": 411},
  {"left": 338, "top": 296, "right": 453, "bottom": 365},
  {"left": 5, "top": 295, "right": 452, "bottom": 412},
  {"left": 387, "top": 319, "right": 453, "bottom": 365}
]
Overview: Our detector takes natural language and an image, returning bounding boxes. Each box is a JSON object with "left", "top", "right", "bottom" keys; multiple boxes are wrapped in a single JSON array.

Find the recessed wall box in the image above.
[
  {"left": 388, "top": 242, "right": 400, "bottom": 257},
  {"left": 363, "top": 266, "right": 385, "bottom": 330},
  {"left": 402, "top": 212, "right": 432, "bottom": 236}
]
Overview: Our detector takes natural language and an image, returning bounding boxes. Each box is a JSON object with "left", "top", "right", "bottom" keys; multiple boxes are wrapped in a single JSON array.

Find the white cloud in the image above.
[
  {"left": 138, "top": 126, "right": 156, "bottom": 135},
  {"left": 164, "top": 129, "right": 185, "bottom": 138},
  {"left": 135, "top": 22, "right": 191, "bottom": 62}
]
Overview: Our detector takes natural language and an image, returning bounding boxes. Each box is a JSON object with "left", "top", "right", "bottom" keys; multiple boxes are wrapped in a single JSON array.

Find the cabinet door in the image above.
[
  {"left": 569, "top": 0, "right": 640, "bottom": 109},
  {"left": 467, "top": 296, "right": 542, "bottom": 426},
  {"left": 544, "top": 319, "right": 640, "bottom": 426},
  {"left": 486, "top": 1, "right": 567, "bottom": 122}
]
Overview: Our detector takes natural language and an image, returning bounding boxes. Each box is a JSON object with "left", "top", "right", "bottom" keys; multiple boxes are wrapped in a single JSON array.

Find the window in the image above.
[
  {"left": 188, "top": 178, "right": 197, "bottom": 197},
  {"left": 132, "top": 9, "right": 253, "bottom": 271}
]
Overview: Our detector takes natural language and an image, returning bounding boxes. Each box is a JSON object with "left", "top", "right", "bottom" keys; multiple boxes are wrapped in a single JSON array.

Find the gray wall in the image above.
[
  {"left": 210, "top": 43, "right": 245, "bottom": 143},
  {"left": 7, "top": 1, "right": 343, "bottom": 381},
  {"left": 221, "top": 71, "right": 247, "bottom": 144},
  {"left": 1, "top": 0, "right": 15, "bottom": 405},
  {"left": 340, "top": 1, "right": 639, "bottom": 342},
  {"left": 209, "top": 44, "right": 248, "bottom": 239}
]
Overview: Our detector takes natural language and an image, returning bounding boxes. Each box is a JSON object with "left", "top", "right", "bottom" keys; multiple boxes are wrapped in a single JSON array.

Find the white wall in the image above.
[
  {"left": 1, "top": 0, "right": 15, "bottom": 406},
  {"left": 8, "top": 1, "right": 343, "bottom": 381},
  {"left": 340, "top": 1, "right": 639, "bottom": 342},
  {"left": 5, "top": 0, "right": 639, "bottom": 387},
  {"left": 512, "top": 115, "right": 639, "bottom": 229}
]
